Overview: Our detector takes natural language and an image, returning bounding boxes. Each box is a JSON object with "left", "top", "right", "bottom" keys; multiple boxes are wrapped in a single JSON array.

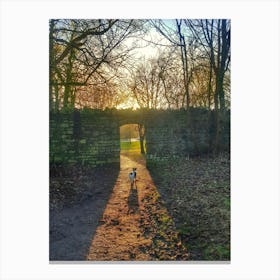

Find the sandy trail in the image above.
[{"left": 87, "top": 153, "right": 188, "bottom": 261}]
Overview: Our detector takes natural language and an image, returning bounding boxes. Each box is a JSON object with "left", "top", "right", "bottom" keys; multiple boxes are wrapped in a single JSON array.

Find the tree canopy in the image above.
[{"left": 49, "top": 19, "right": 230, "bottom": 112}]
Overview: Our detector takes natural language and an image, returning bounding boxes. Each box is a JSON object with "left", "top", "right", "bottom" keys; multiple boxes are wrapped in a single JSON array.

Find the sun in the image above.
[{"left": 116, "top": 98, "right": 140, "bottom": 110}]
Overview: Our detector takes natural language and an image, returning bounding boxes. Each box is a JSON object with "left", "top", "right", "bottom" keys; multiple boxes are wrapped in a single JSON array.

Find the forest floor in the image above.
[
  {"left": 149, "top": 153, "right": 230, "bottom": 260},
  {"left": 50, "top": 151, "right": 230, "bottom": 261},
  {"left": 49, "top": 152, "right": 188, "bottom": 261},
  {"left": 49, "top": 164, "right": 119, "bottom": 260}
]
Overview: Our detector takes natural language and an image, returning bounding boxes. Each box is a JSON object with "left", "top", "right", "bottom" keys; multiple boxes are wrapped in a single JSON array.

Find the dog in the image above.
[{"left": 129, "top": 168, "right": 137, "bottom": 189}]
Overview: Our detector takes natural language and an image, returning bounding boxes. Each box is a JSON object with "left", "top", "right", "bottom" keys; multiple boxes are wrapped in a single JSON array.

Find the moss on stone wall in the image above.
[{"left": 50, "top": 109, "right": 230, "bottom": 167}]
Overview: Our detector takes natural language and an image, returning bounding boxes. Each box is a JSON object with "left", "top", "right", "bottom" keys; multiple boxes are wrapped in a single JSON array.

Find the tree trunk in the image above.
[
  {"left": 138, "top": 124, "right": 145, "bottom": 154},
  {"left": 213, "top": 20, "right": 221, "bottom": 154},
  {"left": 63, "top": 46, "right": 75, "bottom": 109},
  {"left": 219, "top": 19, "right": 229, "bottom": 111},
  {"left": 140, "top": 136, "right": 145, "bottom": 154},
  {"left": 183, "top": 42, "right": 190, "bottom": 109},
  {"left": 214, "top": 20, "right": 230, "bottom": 153},
  {"left": 54, "top": 82, "right": 59, "bottom": 112},
  {"left": 176, "top": 19, "right": 190, "bottom": 109},
  {"left": 49, "top": 20, "right": 55, "bottom": 112},
  {"left": 207, "top": 61, "right": 213, "bottom": 109}
]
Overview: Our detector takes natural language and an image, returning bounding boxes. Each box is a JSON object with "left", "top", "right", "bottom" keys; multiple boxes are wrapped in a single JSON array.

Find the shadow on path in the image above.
[
  {"left": 86, "top": 152, "right": 189, "bottom": 261},
  {"left": 127, "top": 188, "right": 139, "bottom": 215},
  {"left": 49, "top": 166, "right": 119, "bottom": 261}
]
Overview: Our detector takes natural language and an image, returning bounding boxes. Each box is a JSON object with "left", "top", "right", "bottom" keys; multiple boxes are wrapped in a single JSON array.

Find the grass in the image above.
[
  {"left": 202, "top": 244, "right": 230, "bottom": 260},
  {"left": 120, "top": 140, "right": 146, "bottom": 163},
  {"left": 224, "top": 197, "right": 230, "bottom": 210},
  {"left": 120, "top": 140, "right": 141, "bottom": 151}
]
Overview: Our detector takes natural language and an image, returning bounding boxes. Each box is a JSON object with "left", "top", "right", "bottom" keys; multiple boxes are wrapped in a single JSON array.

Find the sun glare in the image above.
[
  {"left": 116, "top": 103, "right": 139, "bottom": 110},
  {"left": 116, "top": 96, "right": 140, "bottom": 110}
]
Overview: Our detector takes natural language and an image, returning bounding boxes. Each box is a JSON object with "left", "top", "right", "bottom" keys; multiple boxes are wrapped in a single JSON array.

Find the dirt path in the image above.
[
  {"left": 49, "top": 166, "right": 118, "bottom": 261},
  {"left": 87, "top": 153, "right": 189, "bottom": 261}
]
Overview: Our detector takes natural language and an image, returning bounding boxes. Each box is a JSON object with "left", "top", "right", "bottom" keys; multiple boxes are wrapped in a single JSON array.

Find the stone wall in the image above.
[
  {"left": 50, "top": 110, "right": 120, "bottom": 167},
  {"left": 144, "top": 109, "right": 230, "bottom": 167},
  {"left": 49, "top": 109, "right": 230, "bottom": 167},
  {"left": 145, "top": 110, "right": 208, "bottom": 163}
]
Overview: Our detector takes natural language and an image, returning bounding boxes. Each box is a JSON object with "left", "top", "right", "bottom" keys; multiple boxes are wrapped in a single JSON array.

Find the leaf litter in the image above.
[{"left": 50, "top": 152, "right": 229, "bottom": 261}]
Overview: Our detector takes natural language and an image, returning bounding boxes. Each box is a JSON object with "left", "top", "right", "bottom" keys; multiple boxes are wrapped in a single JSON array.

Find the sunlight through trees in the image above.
[{"left": 49, "top": 19, "right": 230, "bottom": 112}]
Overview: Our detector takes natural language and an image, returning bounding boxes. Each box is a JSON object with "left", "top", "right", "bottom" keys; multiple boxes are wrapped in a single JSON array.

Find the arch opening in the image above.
[{"left": 119, "top": 123, "right": 146, "bottom": 156}]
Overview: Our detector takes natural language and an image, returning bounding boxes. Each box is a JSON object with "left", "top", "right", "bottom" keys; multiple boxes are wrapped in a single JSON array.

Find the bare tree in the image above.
[
  {"left": 50, "top": 19, "right": 145, "bottom": 111},
  {"left": 157, "top": 48, "right": 185, "bottom": 109},
  {"left": 129, "top": 57, "right": 165, "bottom": 109},
  {"left": 186, "top": 19, "right": 230, "bottom": 152},
  {"left": 186, "top": 19, "right": 230, "bottom": 110},
  {"left": 150, "top": 19, "right": 195, "bottom": 108},
  {"left": 128, "top": 57, "right": 166, "bottom": 154}
]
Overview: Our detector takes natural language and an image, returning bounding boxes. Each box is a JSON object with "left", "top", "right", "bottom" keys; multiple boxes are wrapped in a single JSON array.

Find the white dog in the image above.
[{"left": 129, "top": 168, "right": 137, "bottom": 189}]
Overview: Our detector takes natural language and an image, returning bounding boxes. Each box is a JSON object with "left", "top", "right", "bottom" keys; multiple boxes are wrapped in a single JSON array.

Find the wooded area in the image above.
[
  {"left": 49, "top": 19, "right": 230, "bottom": 154},
  {"left": 49, "top": 19, "right": 231, "bottom": 261},
  {"left": 49, "top": 19, "right": 230, "bottom": 112}
]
